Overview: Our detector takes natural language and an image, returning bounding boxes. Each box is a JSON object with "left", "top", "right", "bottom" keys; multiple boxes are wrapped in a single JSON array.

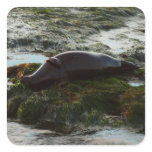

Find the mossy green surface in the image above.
[
  {"left": 120, "top": 86, "right": 145, "bottom": 127},
  {"left": 7, "top": 63, "right": 145, "bottom": 130},
  {"left": 17, "top": 96, "right": 46, "bottom": 123},
  {"left": 7, "top": 96, "right": 24, "bottom": 118}
]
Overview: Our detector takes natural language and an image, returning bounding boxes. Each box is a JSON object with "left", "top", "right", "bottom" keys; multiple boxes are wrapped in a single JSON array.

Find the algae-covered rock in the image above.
[
  {"left": 134, "top": 51, "right": 145, "bottom": 62},
  {"left": 7, "top": 79, "right": 32, "bottom": 99},
  {"left": 17, "top": 96, "right": 46, "bottom": 123},
  {"left": 7, "top": 63, "right": 41, "bottom": 78},
  {"left": 7, "top": 63, "right": 145, "bottom": 130},
  {"left": 8, "top": 96, "right": 24, "bottom": 118},
  {"left": 120, "top": 86, "right": 145, "bottom": 127}
]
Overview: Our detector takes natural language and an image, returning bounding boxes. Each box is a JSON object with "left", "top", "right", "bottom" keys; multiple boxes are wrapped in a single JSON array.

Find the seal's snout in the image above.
[
  {"left": 20, "top": 76, "right": 31, "bottom": 86},
  {"left": 20, "top": 76, "right": 24, "bottom": 82},
  {"left": 20, "top": 76, "right": 25, "bottom": 83},
  {"left": 121, "top": 61, "right": 139, "bottom": 70}
]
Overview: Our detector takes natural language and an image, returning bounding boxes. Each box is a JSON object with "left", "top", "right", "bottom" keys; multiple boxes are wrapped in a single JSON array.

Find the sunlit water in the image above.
[
  {"left": 7, "top": 121, "right": 144, "bottom": 145},
  {"left": 85, "top": 15, "right": 145, "bottom": 54},
  {"left": 128, "top": 81, "right": 144, "bottom": 87},
  {"left": 7, "top": 53, "right": 47, "bottom": 67}
]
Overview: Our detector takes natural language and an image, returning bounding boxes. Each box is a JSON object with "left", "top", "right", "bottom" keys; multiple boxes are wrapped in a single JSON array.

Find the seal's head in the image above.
[
  {"left": 20, "top": 57, "right": 64, "bottom": 91},
  {"left": 20, "top": 75, "right": 31, "bottom": 86}
]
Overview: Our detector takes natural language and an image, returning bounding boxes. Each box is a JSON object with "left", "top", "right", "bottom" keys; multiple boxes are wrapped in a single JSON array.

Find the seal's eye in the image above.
[
  {"left": 46, "top": 58, "right": 61, "bottom": 68},
  {"left": 46, "top": 59, "right": 51, "bottom": 63}
]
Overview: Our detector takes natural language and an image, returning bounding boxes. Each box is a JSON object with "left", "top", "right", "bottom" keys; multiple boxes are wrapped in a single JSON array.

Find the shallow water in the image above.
[
  {"left": 86, "top": 15, "right": 145, "bottom": 54},
  {"left": 7, "top": 52, "right": 47, "bottom": 67},
  {"left": 7, "top": 121, "right": 144, "bottom": 145},
  {"left": 128, "top": 81, "right": 144, "bottom": 87}
]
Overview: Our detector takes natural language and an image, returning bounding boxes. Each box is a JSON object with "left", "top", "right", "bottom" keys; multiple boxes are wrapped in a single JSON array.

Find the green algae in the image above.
[
  {"left": 120, "top": 85, "right": 145, "bottom": 127},
  {"left": 7, "top": 79, "right": 32, "bottom": 99},
  {"left": 17, "top": 96, "right": 46, "bottom": 123},
  {"left": 7, "top": 96, "right": 24, "bottom": 118},
  {"left": 7, "top": 63, "right": 145, "bottom": 129}
]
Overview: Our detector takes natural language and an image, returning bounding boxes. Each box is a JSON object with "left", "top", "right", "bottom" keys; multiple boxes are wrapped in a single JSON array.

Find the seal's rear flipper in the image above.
[{"left": 121, "top": 61, "right": 139, "bottom": 70}]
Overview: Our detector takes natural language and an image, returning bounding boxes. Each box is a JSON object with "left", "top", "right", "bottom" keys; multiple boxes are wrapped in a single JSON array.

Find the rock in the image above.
[
  {"left": 19, "top": 49, "right": 29, "bottom": 53},
  {"left": 137, "top": 128, "right": 145, "bottom": 134},
  {"left": 7, "top": 96, "right": 24, "bottom": 118},
  {"left": 7, "top": 56, "right": 12, "bottom": 60},
  {"left": 138, "top": 29, "right": 145, "bottom": 33},
  {"left": 36, "top": 120, "right": 78, "bottom": 134},
  {"left": 120, "top": 53, "right": 128, "bottom": 58},
  {"left": 134, "top": 51, "right": 145, "bottom": 62}
]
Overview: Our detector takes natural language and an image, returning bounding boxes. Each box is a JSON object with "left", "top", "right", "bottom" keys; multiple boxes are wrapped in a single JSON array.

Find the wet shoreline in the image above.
[
  {"left": 7, "top": 121, "right": 144, "bottom": 145},
  {"left": 7, "top": 52, "right": 47, "bottom": 67}
]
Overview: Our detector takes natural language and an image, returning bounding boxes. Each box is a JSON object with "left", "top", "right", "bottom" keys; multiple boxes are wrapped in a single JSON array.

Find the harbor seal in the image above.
[{"left": 20, "top": 51, "right": 138, "bottom": 91}]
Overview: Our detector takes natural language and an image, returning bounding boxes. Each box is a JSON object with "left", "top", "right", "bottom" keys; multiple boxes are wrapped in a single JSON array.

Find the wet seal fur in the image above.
[{"left": 20, "top": 51, "right": 139, "bottom": 91}]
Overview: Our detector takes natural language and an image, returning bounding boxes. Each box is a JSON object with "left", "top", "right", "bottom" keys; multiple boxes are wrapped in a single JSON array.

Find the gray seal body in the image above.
[{"left": 20, "top": 51, "right": 138, "bottom": 91}]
